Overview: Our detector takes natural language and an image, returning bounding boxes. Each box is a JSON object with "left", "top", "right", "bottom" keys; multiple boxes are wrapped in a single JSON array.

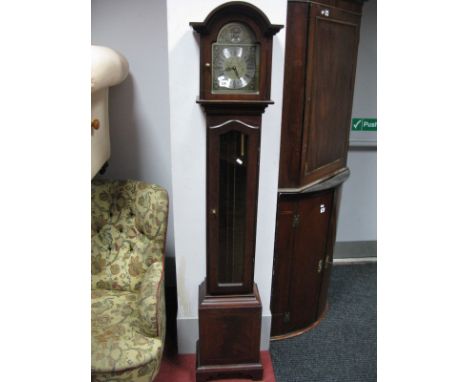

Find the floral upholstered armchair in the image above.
[{"left": 91, "top": 180, "right": 168, "bottom": 382}]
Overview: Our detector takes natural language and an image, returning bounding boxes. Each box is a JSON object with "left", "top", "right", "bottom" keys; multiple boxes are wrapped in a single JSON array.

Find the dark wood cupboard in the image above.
[
  {"left": 279, "top": 0, "right": 362, "bottom": 189},
  {"left": 271, "top": 0, "right": 365, "bottom": 338},
  {"left": 271, "top": 172, "right": 347, "bottom": 337}
]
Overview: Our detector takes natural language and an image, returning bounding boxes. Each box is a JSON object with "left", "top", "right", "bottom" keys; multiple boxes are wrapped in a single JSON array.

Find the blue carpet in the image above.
[{"left": 270, "top": 263, "right": 377, "bottom": 382}]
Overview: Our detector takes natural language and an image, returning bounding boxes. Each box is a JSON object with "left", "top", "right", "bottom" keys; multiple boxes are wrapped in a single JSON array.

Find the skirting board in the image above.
[
  {"left": 334, "top": 257, "right": 377, "bottom": 264},
  {"left": 177, "top": 313, "right": 272, "bottom": 354},
  {"left": 334, "top": 240, "right": 377, "bottom": 259}
]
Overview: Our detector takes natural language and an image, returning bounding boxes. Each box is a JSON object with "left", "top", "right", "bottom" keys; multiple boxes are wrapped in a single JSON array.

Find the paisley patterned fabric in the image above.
[
  {"left": 91, "top": 289, "right": 163, "bottom": 371},
  {"left": 91, "top": 180, "right": 168, "bottom": 382},
  {"left": 138, "top": 262, "right": 166, "bottom": 339},
  {"left": 91, "top": 359, "right": 159, "bottom": 382},
  {"left": 92, "top": 180, "right": 168, "bottom": 292}
]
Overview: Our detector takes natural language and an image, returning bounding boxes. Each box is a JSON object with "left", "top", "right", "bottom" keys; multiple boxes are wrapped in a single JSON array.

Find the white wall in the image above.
[
  {"left": 166, "top": 0, "right": 287, "bottom": 353},
  {"left": 337, "top": 148, "right": 377, "bottom": 242},
  {"left": 336, "top": 0, "right": 377, "bottom": 244},
  {"left": 91, "top": 0, "right": 174, "bottom": 258}
]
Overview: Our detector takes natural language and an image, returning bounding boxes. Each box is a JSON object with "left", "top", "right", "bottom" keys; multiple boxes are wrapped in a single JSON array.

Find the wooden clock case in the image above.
[{"left": 190, "top": 2, "right": 282, "bottom": 381}]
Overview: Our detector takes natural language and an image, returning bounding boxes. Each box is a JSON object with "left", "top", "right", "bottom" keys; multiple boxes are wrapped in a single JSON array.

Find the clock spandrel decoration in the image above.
[{"left": 190, "top": 2, "right": 282, "bottom": 381}]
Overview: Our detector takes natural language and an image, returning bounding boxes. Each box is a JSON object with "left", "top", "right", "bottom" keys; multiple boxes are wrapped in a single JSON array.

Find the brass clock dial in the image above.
[{"left": 212, "top": 23, "right": 259, "bottom": 93}]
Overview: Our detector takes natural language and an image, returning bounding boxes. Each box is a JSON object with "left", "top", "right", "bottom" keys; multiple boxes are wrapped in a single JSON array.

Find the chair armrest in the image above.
[
  {"left": 137, "top": 261, "right": 165, "bottom": 338},
  {"left": 91, "top": 45, "right": 129, "bottom": 93}
]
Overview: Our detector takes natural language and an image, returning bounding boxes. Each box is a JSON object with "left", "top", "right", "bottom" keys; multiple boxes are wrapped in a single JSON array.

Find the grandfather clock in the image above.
[{"left": 190, "top": 2, "right": 282, "bottom": 381}]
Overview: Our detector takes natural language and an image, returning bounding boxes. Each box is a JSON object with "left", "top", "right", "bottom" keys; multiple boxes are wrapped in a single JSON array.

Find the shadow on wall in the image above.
[{"left": 98, "top": 73, "right": 142, "bottom": 181}]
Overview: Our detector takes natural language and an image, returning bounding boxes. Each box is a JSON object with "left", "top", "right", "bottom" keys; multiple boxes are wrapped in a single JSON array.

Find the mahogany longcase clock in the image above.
[{"left": 190, "top": 2, "right": 282, "bottom": 381}]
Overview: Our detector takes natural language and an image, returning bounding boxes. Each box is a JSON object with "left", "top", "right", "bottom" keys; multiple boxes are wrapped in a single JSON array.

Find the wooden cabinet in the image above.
[
  {"left": 271, "top": 175, "right": 346, "bottom": 337},
  {"left": 271, "top": 0, "right": 364, "bottom": 338},
  {"left": 278, "top": 0, "right": 362, "bottom": 189},
  {"left": 271, "top": 191, "right": 331, "bottom": 335}
]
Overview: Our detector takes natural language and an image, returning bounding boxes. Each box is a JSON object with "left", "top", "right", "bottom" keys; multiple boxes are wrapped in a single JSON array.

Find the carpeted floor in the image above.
[{"left": 270, "top": 263, "right": 377, "bottom": 382}]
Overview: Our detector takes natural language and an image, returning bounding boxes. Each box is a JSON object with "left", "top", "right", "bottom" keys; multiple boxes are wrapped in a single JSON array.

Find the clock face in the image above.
[{"left": 212, "top": 23, "right": 259, "bottom": 94}]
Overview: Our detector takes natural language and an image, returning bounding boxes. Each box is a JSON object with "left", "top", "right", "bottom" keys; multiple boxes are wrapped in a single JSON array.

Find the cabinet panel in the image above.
[
  {"left": 270, "top": 199, "right": 296, "bottom": 335},
  {"left": 289, "top": 191, "right": 332, "bottom": 330},
  {"left": 199, "top": 308, "right": 260, "bottom": 365},
  {"left": 271, "top": 189, "right": 333, "bottom": 337},
  {"left": 301, "top": 5, "right": 360, "bottom": 184},
  {"left": 317, "top": 186, "right": 342, "bottom": 317},
  {"left": 278, "top": 1, "right": 310, "bottom": 188}
]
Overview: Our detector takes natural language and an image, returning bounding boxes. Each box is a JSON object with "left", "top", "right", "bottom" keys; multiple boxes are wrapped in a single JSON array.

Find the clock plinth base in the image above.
[
  {"left": 196, "top": 281, "right": 263, "bottom": 382},
  {"left": 196, "top": 342, "right": 263, "bottom": 382}
]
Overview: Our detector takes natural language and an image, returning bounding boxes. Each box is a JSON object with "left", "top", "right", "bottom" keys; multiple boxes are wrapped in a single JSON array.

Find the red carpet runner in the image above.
[{"left": 154, "top": 351, "right": 276, "bottom": 382}]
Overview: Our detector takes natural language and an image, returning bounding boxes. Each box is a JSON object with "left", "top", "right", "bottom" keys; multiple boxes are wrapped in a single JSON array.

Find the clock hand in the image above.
[{"left": 233, "top": 66, "right": 240, "bottom": 79}]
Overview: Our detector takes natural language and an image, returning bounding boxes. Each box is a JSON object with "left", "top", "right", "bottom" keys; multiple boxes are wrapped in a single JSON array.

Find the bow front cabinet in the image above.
[{"left": 271, "top": 0, "right": 365, "bottom": 338}]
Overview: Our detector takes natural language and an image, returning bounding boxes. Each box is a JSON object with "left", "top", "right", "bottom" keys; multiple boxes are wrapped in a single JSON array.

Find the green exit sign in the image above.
[{"left": 352, "top": 118, "right": 377, "bottom": 131}]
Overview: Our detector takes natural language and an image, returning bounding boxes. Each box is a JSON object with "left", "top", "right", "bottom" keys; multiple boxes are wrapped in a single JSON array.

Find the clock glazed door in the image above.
[{"left": 207, "top": 118, "right": 260, "bottom": 295}]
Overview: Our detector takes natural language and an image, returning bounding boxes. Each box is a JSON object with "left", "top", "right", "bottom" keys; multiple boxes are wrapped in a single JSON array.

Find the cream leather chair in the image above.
[{"left": 91, "top": 45, "right": 129, "bottom": 178}]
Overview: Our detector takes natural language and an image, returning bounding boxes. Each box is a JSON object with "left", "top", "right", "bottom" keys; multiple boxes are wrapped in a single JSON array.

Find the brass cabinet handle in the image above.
[{"left": 91, "top": 119, "right": 100, "bottom": 130}]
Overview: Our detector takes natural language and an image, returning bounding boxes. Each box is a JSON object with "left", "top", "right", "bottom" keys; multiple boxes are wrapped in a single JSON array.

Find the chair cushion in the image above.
[
  {"left": 91, "top": 180, "right": 168, "bottom": 292},
  {"left": 91, "top": 289, "right": 163, "bottom": 373}
]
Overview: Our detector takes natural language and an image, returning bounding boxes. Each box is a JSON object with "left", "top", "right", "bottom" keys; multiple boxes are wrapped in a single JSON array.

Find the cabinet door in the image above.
[
  {"left": 301, "top": 4, "right": 361, "bottom": 184},
  {"left": 270, "top": 197, "right": 296, "bottom": 336},
  {"left": 317, "top": 186, "right": 342, "bottom": 317},
  {"left": 277, "top": 1, "right": 309, "bottom": 188},
  {"left": 288, "top": 190, "right": 333, "bottom": 331}
]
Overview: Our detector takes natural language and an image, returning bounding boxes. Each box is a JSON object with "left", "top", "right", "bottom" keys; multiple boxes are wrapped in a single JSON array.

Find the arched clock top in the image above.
[
  {"left": 189, "top": 1, "right": 283, "bottom": 37},
  {"left": 190, "top": 1, "right": 283, "bottom": 103},
  {"left": 217, "top": 22, "right": 256, "bottom": 44}
]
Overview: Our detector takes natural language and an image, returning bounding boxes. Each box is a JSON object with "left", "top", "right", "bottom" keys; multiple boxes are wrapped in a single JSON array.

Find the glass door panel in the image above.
[{"left": 218, "top": 130, "right": 248, "bottom": 284}]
